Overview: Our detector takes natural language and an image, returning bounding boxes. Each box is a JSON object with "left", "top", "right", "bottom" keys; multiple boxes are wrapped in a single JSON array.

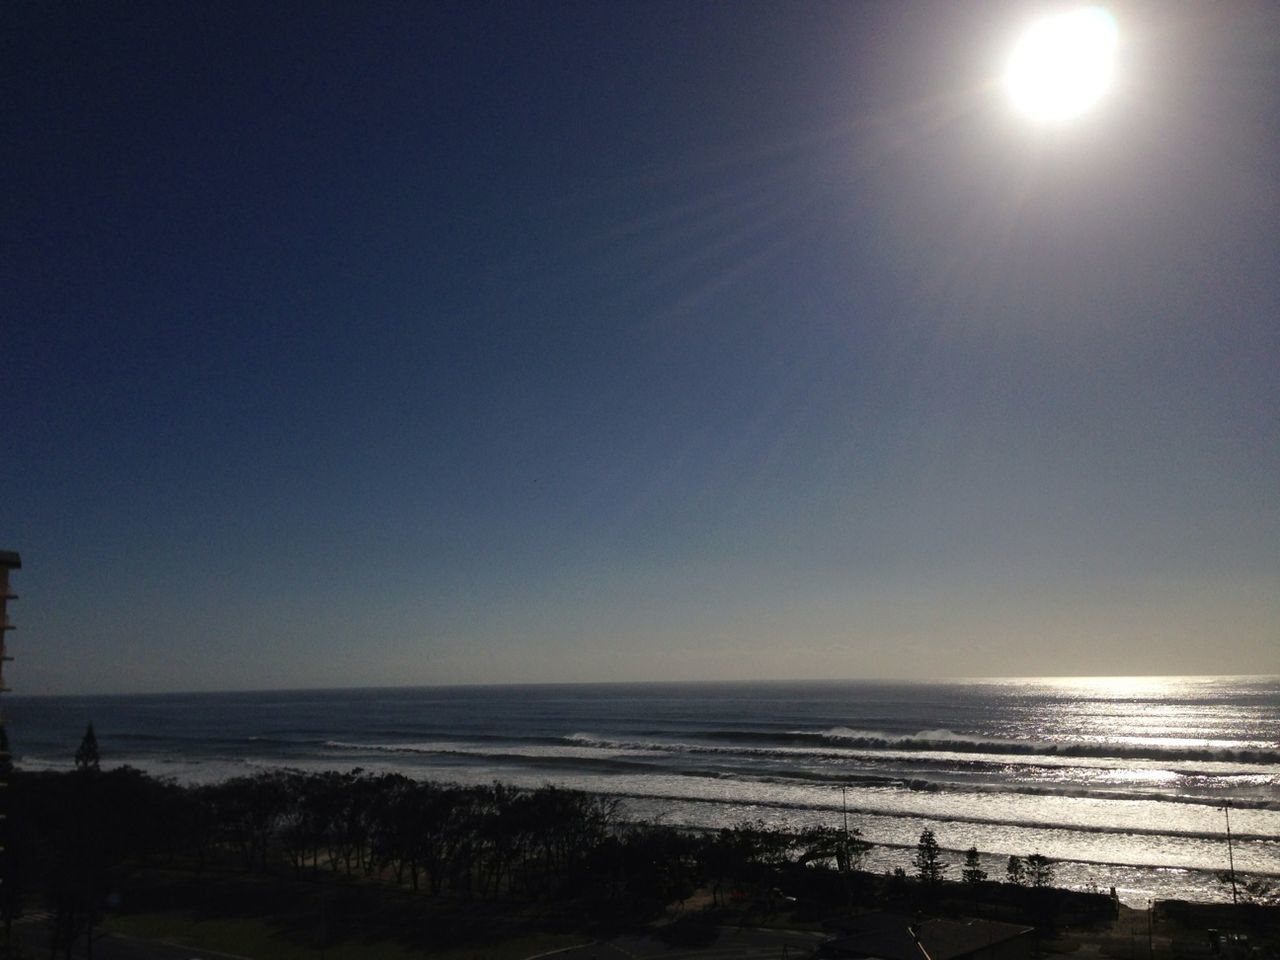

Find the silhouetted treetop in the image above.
[{"left": 74, "top": 723, "right": 99, "bottom": 773}]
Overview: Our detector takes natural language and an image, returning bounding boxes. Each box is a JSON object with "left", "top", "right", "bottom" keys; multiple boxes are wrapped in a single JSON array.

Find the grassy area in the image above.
[
  {"left": 39, "top": 860, "right": 1280, "bottom": 960},
  {"left": 104, "top": 910, "right": 586, "bottom": 960},
  {"left": 95, "top": 865, "right": 597, "bottom": 960}
]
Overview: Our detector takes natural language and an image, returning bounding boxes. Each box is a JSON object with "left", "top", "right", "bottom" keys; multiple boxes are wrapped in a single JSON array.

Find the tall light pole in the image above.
[
  {"left": 1223, "top": 800, "right": 1238, "bottom": 906},
  {"left": 838, "top": 784, "right": 853, "bottom": 908}
]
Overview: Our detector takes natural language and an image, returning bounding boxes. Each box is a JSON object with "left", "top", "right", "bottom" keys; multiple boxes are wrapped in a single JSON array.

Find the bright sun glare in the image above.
[{"left": 1004, "top": 6, "right": 1119, "bottom": 125}]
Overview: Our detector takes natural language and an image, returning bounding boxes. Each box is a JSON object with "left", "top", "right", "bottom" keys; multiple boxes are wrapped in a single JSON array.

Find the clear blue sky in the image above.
[{"left": 3, "top": 1, "right": 1277, "bottom": 693}]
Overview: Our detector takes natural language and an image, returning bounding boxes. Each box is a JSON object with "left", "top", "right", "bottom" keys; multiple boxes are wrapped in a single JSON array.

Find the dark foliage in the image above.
[
  {"left": 1025, "top": 853, "right": 1054, "bottom": 889},
  {"left": 961, "top": 846, "right": 987, "bottom": 884},
  {"left": 1007, "top": 854, "right": 1026, "bottom": 886},
  {"left": 913, "top": 828, "right": 946, "bottom": 886},
  {"left": 74, "top": 724, "right": 100, "bottom": 774},
  {"left": 5, "top": 763, "right": 1156, "bottom": 956}
]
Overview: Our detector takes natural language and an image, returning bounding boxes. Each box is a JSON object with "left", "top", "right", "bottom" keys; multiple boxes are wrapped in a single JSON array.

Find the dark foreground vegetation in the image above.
[{"left": 3, "top": 758, "right": 1277, "bottom": 959}]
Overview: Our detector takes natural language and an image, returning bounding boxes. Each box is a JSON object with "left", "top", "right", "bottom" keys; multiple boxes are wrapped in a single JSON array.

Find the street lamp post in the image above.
[{"left": 1223, "top": 801, "right": 1238, "bottom": 906}]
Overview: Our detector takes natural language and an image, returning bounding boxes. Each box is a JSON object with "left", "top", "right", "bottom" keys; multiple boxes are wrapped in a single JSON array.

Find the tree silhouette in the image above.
[
  {"left": 961, "top": 846, "right": 987, "bottom": 884},
  {"left": 1006, "top": 854, "right": 1026, "bottom": 886},
  {"left": 913, "top": 828, "right": 946, "bottom": 886},
  {"left": 1025, "top": 852, "right": 1054, "bottom": 888},
  {"left": 74, "top": 724, "right": 99, "bottom": 773}
]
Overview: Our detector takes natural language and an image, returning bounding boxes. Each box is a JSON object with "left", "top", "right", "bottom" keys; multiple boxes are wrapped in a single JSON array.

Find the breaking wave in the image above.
[
  {"left": 557, "top": 732, "right": 1278, "bottom": 779},
  {"left": 319, "top": 739, "right": 1280, "bottom": 811},
  {"left": 695, "top": 727, "right": 1280, "bottom": 765}
]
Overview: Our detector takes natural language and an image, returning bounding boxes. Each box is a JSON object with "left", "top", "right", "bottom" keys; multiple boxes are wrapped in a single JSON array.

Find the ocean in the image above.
[{"left": 6, "top": 675, "right": 1278, "bottom": 906}]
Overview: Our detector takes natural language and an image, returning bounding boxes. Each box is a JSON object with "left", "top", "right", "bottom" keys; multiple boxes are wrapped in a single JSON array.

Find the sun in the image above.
[{"left": 1004, "top": 6, "right": 1119, "bottom": 125}]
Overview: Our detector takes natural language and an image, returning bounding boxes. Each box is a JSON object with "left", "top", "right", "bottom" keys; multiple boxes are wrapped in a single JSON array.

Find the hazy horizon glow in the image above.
[{"left": 2, "top": 2, "right": 1278, "bottom": 694}]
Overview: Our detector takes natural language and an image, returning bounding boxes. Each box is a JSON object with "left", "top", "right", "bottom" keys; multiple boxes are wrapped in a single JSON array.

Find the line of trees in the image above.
[
  {"left": 10, "top": 766, "right": 1064, "bottom": 911},
  {"left": 905, "top": 829, "right": 1056, "bottom": 891},
  {"left": 5, "top": 759, "right": 883, "bottom": 957},
  {"left": 1006, "top": 852, "right": 1056, "bottom": 888},
  {"left": 8, "top": 727, "right": 1089, "bottom": 958}
]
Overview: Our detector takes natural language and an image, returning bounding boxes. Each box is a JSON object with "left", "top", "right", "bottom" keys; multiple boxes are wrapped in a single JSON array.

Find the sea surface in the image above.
[{"left": 7, "top": 676, "right": 1278, "bottom": 906}]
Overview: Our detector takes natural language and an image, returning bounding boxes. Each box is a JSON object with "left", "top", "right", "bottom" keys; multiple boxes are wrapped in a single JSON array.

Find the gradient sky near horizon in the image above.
[{"left": 3, "top": 1, "right": 1278, "bottom": 694}]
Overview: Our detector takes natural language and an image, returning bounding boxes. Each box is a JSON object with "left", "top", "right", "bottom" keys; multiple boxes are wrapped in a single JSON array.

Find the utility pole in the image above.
[
  {"left": 839, "top": 785, "right": 852, "bottom": 909},
  {"left": 1223, "top": 800, "right": 1238, "bottom": 906}
]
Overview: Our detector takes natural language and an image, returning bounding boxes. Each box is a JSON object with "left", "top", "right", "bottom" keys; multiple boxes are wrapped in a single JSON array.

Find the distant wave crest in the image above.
[
  {"left": 605, "top": 788, "right": 1280, "bottom": 844},
  {"left": 318, "top": 738, "right": 1280, "bottom": 812},
  {"left": 714, "top": 727, "right": 1280, "bottom": 765}
]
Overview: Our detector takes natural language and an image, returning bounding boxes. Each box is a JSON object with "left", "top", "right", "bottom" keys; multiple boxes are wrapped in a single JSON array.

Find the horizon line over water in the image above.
[
  {"left": 6, "top": 675, "right": 1278, "bottom": 906},
  {"left": 15, "top": 671, "right": 1280, "bottom": 700}
]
